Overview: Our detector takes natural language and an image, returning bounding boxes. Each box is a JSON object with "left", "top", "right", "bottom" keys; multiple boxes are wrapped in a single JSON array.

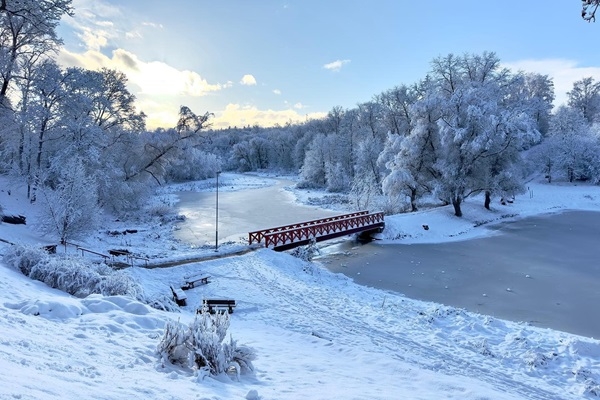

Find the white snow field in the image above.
[{"left": 1, "top": 174, "right": 600, "bottom": 399}]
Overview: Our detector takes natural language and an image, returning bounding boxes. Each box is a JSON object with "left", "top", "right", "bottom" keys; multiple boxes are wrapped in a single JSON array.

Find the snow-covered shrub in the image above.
[
  {"left": 95, "top": 268, "right": 143, "bottom": 298},
  {"left": 142, "top": 294, "right": 181, "bottom": 312},
  {"left": 157, "top": 319, "right": 190, "bottom": 367},
  {"left": 148, "top": 204, "right": 173, "bottom": 218},
  {"left": 157, "top": 311, "right": 256, "bottom": 378},
  {"left": 167, "top": 148, "right": 221, "bottom": 182},
  {"left": 3, "top": 245, "right": 141, "bottom": 297},
  {"left": 29, "top": 257, "right": 101, "bottom": 297},
  {"left": 228, "top": 340, "right": 256, "bottom": 376},
  {"left": 290, "top": 238, "right": 320, "bottom": 261},
  {"left": 2, "top": 244, "right": 48, "bottom": 275},
  {"left": 189, "top": 310, "right": 231, "bottom": 375}
]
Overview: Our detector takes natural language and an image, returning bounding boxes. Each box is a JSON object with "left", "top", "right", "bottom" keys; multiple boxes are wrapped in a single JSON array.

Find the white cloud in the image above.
[
  {"left": 293, "top": 102, "right": 304, "bottom": 109},
  {"left": 503, "top": 58, "right": 600, "bottom": 108},
  {"left": 79, "top": 27, "right": 110, "bottom": 51},
  {"left": 323, "top": 59, "right": 350, "bottom": 72},
  {"left": 63, "top": 0, "right": 123, "bottom": 51},
  {"left": 240, "top": 74, "right": 257, "bottom": 86},
  {"left": 142, "top": 22, "right": 164, "bottom": 29},
  {"left": 125, "top": 30, "right": 143, "bottom": 40},
  {"left": 211, "top": 103, "right": 326, "bottom": 129},
  {"left": 135, "top": 98, "right": 180, "bottom": 129},
  {"left": 58, "top": 48, "right": 226, "bottom": 97},
  {"left": 273, "top": 89, "right": 281, "bottom": 95}
]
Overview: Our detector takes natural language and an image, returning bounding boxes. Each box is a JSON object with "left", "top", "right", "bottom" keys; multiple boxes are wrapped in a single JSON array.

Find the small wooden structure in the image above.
[
  {"left": 199, "top": 299, "right": 236, "bottom": 314},
  {"left": 182, "top": 274, "right": 211, "bottom": 290},
  {"left": 170, "top": 285, "right": 188, "bottom": 306}
]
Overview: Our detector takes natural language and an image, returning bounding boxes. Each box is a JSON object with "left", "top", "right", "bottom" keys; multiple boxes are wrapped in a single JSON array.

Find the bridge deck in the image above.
[
  {"left": 249, "top": 211, "right": 385, "bottom": 251},
  {"left": 248, "top": 211, "right": 369, "bottom": 245}
]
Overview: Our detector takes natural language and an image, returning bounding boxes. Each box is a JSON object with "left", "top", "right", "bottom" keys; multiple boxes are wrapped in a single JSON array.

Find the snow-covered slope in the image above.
[{"left": 4, "top": 248, "right": 600, "bottom": 399}]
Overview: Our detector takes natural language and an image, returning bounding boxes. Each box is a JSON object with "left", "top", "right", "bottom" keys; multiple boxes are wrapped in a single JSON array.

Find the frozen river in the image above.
[
  {"left": 173, "top": 178, "right": 339, "bottom": 247},
  {"left": 320, "top": 211, "right": 600, "bottom": 338},
  {"left": 174, "top": 180, "right": 600, "bottom": 338}
]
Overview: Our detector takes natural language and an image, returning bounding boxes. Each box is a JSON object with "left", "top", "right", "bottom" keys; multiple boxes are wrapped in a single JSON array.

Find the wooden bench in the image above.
[
  {"left": 182, "top": 274, "right": 211, "bottom": 290},
  {"left": 170, "top": 285, "right": 188, "bottom": 307},
  {"left": 199, "top": 299, "right": 236, "bottom": 314}
]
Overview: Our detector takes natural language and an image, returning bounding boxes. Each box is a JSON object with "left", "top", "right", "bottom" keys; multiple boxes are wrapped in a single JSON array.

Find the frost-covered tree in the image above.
[
  {"left": 326, "top": 105, "right": 345, "bottom": 135},
  {"left": 513, "top": 73, "right": 555, "bottom": 137},
  {"left": 38, "top": 156, "right": 100, "bottom": 243},
  {"left": 0, "top": 0, "right": 73, "bottom": 105},
  {"left": 380, "top": 78, "right": 441, "bottom": 212},
  {"left": 298, "top": 133, "right": 329, "bottom": 189},
  {"left": 264, "top": 128, "right": 298, "bottom": 171},
  {"left": 124, "top": 106, "right": 208, "bottom": 185},
  {"left": 168, "top": 147, "right": 220, "bottom": 182},
  {"left": 547, "top": 106, "right": 600, "bottom": 182},
  {"left": 528, "top": 135, "right": 562, "bottom": 183},
  {"left": 382, "top": 52, "right": 540, "bottom": 217},
  {"left": 568, "top": 77, "right": 600, "bottom": 124},
  {"left": 375, "top": 84, "right": 418, "bottom": 136}
]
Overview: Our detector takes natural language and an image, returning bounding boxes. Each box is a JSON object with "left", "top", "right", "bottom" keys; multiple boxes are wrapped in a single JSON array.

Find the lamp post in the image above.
[{"left": 215, "top": 171, "right": 221, "bottom": 252}]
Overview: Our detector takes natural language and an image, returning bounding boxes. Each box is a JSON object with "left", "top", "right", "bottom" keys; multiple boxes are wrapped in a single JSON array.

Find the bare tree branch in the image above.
[{"left": 583, "top": 0, "right": 600, "bottom": 22}]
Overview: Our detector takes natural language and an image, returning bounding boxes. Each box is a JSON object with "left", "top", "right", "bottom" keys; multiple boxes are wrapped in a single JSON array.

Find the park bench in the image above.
[
  {"left": 199, "top": 299, "right": 236, "bottom": 314},
  {"left": 170, "top": 285, "right": 188, "bottom": 307},
  {"left": 182, "top": 274, "right": 211, "bottom": 290}
]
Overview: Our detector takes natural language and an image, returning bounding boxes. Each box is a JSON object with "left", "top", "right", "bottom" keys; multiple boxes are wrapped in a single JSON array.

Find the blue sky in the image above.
[{"left": 57, "top": 0, "right": 600, "bottom": 130}]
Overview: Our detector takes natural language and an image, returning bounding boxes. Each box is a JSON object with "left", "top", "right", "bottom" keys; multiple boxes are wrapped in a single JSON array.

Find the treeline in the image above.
[{"left": 204, "top": 53, "right": 600, "bottom": 216}]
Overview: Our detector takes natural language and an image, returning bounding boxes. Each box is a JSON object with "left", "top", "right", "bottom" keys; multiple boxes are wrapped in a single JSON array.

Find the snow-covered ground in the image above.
[{"left": 1, "top": 174, "right": 600, "bottom": 399}]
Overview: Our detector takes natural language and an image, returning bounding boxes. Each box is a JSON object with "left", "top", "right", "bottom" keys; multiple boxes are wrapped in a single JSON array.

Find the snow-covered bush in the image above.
[
  {"left": 189, "top": 310, "right": 231, "bottom": 374},
  {"left": 167, "top": 148, "right": 221, "bottom": 182},
  {"left": 290, "top": 239, "right": 320, "bottom": 261},
  {"left": 157, "top": 320, "right": 190, "bottom": 367},
  {"left": 3, "top": 244, "right": 47, "bottom": 275},
  {"left": 3, "top": 245, "right": 141, "bottom": 297},
  {"left": 143, "top": 294, "right": 181, "bottom": 312},
  {"left": 157, "top": 310, "right": 256, "bottom": 379}
]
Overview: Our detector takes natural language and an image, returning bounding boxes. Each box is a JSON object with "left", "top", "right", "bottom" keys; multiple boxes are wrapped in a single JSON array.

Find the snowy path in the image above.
[{"left": 230, "top": 252, "right": 567, "bottom": 399}]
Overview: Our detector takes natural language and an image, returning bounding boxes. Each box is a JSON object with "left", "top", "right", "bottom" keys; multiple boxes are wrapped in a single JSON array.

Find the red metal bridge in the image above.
[{"left": 248, "top": 211, "right": 385, "bottom": 251}]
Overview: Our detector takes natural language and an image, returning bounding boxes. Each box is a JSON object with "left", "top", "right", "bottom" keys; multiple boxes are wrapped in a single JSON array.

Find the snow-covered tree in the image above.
[
  {"left": 0, "top": 0, "right": 73, "bottom": 105},
  {"left": 547, "top": 106, "right": 600, "bottom": 182},
  {"left": 37, "top": 156, "right": 100, "bottom": 243},
  {"left": 382, "top": 52, "right": 540, "bottom": 217},
  {"left": 375, "top": 84, "right": 418, "bottom": 136},
  {"left": 299, "top": 133, "right": 328, "bottom": 188},
  {"left": 168, "top": 147, "right": 221, "bottom": 182},
  {"left": 568, "top": 77, "right": 600, "bottom": 124},
  {"left": 380, "top": 78, "right": 442, "bottom": 212},
  {"left": 513, "top": 73, "right": 555, "bottom": 137}
]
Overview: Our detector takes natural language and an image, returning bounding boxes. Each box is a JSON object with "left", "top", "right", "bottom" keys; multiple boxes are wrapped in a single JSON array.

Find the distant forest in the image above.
[{"left": 2, "top": 1, "right": 600, "bottom": 241}]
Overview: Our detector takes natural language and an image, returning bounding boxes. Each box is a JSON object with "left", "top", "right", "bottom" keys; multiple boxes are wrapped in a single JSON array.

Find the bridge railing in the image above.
[
  {"left": 263, "top": 212, "right": 384, "bottom": 248},
  {"left": 248, "top": 210, "right": 370, "bottom": 245}
]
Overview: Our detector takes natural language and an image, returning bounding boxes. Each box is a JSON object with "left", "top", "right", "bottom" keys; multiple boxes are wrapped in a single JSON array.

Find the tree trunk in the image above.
[
  {"left": 484, "top": 191, "right": 491, "bottom": 210},
  {"left": 568, "top": 167, "right": 574, "bottom": 183},
  {"left": 410, "top": 187, "right": 418, "bottom": 212},
  {"left": 452, "top": 196, "right": 463, "bottom": 217}
]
